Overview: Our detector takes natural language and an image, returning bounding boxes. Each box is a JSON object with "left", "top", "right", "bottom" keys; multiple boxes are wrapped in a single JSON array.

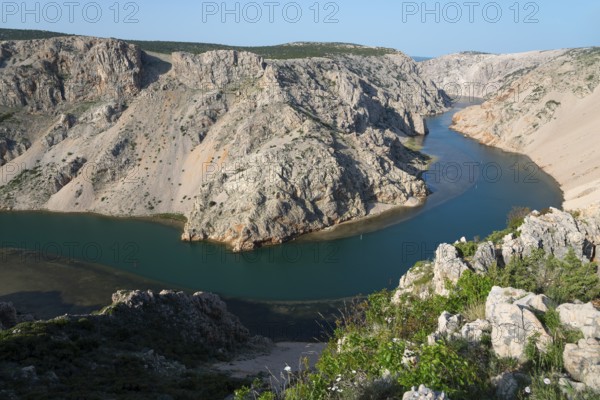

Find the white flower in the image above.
[
  {"left": 284, "top": 365, "right": 292, "bottom": 373},
  {"left": 336, "top": 376, "right": 342, "bottom": 382},
  {"left": 392, "top": 338, "right": 401, "bottom": 344},
  {"left": 524, "top": 386, "right": 532, "bottom": 394},
  {"left": 352, "top": 370, "right": 357, "bottom": 374},
  {"left": 543, "top": 378, "right": 551, "bottom": 385}
]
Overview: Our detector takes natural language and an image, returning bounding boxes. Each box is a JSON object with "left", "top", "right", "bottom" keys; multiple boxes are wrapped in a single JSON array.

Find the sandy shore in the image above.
[{"left": 451, "top": 88, "right": 600, "bottom": 211}]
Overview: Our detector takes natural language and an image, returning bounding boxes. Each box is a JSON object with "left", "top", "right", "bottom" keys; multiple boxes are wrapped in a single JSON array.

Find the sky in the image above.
[{"left": 1, "top": 0, "right": 598, "bottom": 56}]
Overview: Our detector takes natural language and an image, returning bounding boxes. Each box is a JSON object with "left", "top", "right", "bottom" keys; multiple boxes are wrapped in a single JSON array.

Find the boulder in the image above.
[
  {"left": 501, "top": 209, "right": 598, "bottom": 265},
  {"left": 471, "top": 241, "right": 497, "bottom": 273},
  {"left": 513, "top": 293, "right": 554, "bottom": 314},
  {"left": 438, "top": 311, "right": 463, "bottom": 336},
  {"left": 486, "top": 287, "right": 552, "bottom": 361},
  {"left": 461, "top": 319, "right": 492, "bottom": 343},
  {"left": 563, "top": 338, "right": 600, "bottom": 391},
  {"left": 403, "top": 385, "right": 449, "bottom": 400},
  {"left": 557, "top": 303, "right": 600, "bottom": 339},
  {"left": 432, "top": 244, "right": 471, "bottom": 296}
]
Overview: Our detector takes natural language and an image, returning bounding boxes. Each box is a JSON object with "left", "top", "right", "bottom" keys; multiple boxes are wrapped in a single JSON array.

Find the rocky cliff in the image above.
[
  {"left": 0, "top": 36, "right": 448, "bottom": 251},
  {"left": 418, "top": 50, "right": 565, "bottom": 99},
  {"left": 449, "top": 48, "right": 600, "bottom": 210}
]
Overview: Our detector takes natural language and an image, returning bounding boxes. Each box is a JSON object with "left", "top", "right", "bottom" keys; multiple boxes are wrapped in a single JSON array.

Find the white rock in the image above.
[
  {"left": 563, "top": 338, "right": 600, "bottom": 391},
  {"left": 557, "top": 303, "right": 600, "bottom": 340}
]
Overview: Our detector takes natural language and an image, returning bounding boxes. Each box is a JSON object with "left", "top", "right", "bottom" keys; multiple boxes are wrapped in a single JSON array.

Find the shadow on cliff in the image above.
[
  {"left": 0, "top": 291, "right": 101, "bottom": 320},
  {"left": 226, "top": 297, "right": 345, "bottom": 342},
  {"left": 140, "top": 51, "right": 172, "bottom": 88}
]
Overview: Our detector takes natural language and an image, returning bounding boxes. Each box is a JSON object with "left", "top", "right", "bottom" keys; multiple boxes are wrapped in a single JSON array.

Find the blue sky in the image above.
[{"left": 2, "top": 0, "right": 598, "bottom": 56}]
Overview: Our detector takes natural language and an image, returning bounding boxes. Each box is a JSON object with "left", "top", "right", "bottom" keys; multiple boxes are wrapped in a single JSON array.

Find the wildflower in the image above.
[
  {"left": 524, "top": 386, "right": 532, "bottom": 394},
  {"left": 336, "top": 376, "right": 342, "bottom": 382},
  {"left": 392, "top": 338, "right": 401, "bottom": 344},
  {"left": 352, "top": 370, "right": 357, "bottom": 374},
  {"left": 543, "top": 378, "right": 551, "bottom": 385},
  {"left": 284, "top": 365, "right": 292, "bottom": 373}
]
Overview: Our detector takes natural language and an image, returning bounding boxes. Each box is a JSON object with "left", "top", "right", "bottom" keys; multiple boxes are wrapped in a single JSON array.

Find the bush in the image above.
[
  {"left": 454, "top": 241, "right": 478, "bottom": 258},
  {"left": 397, "top": 342, "right": 483, "bottom": 397},
  {"left": 507, "top": 206, "right": 531, "bottom": 231}
]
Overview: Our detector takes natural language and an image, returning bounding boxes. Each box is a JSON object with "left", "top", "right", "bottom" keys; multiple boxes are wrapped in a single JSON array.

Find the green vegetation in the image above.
[
  {"left": 154, "top": 213, "right": 188, "bottom": 223},
  {"left": 0, "top": 28, "right": 71, "bottom": 41},
  {"left": 0, "top": 315, "right": 249, "bottom": 398},
  {"left": 0, "top": 28, "right": 397, "bottom": 60},
  {"left": 234, "top": 208, "right": 599, "bottom": 399}
]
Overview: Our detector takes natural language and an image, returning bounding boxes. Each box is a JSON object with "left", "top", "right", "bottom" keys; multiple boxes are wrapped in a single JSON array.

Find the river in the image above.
[{"left": 0, "top": 104, "right": 563, "bottom": 303}]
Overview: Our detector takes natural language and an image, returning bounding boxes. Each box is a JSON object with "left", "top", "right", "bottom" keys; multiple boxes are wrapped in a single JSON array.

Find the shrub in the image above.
[
  {"left": 397, "top": 342, "right": 483, "bottom": 397},
  {"left": 507, "top": 206, "right": 531, "bottom": 231},
  {"left": 454, "top": 241, "right": 478, "bottom": 258}
]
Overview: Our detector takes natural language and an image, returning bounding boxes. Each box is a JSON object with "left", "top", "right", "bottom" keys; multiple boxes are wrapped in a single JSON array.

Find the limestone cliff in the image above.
[
  {"left": 418, "top": 50, "right": 565, "bottom": 99},
  {"left": 0, "top": 36, "right": 448, "bottom": 251},
  {"left": 450, "top": 48, "right": 600, "bottom": 210}
]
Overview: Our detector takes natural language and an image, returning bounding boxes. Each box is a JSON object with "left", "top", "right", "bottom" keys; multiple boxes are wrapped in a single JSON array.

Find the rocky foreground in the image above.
[
  {"left": 0, "top": 36, "right": 447, "bottom": 251},
  {"left": 225, "top": 207, "right": 600, "bottom": 399},
  {"left": 0, "top": 289, "right": 271, "bottom": 398}
]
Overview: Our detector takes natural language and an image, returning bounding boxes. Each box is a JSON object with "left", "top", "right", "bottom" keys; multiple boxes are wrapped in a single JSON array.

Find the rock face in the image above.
[
  {"left": 450, "top": 48, "right": 600, "bottom": 210},
  {"left": 104, "top": 290, "right": 255, "bottom": 358},
  {"left": 501, "top": 208, "right": 599, "bottom": 264},
  {"left": 0, "top": 37, "right": 448, "bottom": 251},
  {"left": 418, "top": 50, "right": 564, "bottom": 100},
  {"left": 431, "top": 244, "right": 472, "bottom": 296},
  {"left": 471, "top": 241, "right": 497, "bottom": 272},
  {"left": 563, "top": 338, "right": 600, "bottom": 391},
  {"left": 485, "top": 287, "right": 552, "bottom": 361},
  {"left": 557, "top": 303, "right": 600, "bottom": 340},
  {"left": 179, "top": 51, "right": 446, "bottom": 250},
  {"left": 0, "top": 37, "right": 141, "bottom": 110}
]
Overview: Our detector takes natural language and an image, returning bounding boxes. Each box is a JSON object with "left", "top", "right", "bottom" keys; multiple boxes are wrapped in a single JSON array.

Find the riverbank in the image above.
[{"left": 450, "top": 49, "right": 600, "bottom": 211}]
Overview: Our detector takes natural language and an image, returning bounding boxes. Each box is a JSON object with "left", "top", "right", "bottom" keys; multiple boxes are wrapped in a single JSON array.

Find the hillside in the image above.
[
  {"left": 0, "top": 28, "right": 398, "bottom": 60},
  {"left": 0, "top": 35, "right": 447, "bottom": 251},
  {"left": 419, "top": 49, "right": 566, "bottom": 99},
  {"left": 450, "top": 48, "right": 600, "bottom": 210}
]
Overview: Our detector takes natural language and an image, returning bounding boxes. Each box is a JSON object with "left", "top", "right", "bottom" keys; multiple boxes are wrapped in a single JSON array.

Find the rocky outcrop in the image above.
[
  {"left": 403, "top": 385, "right": 449, "bottom": 400},
  {"left": 0, "top": 37, "right": 141, "bottom": 110},
  {"left": 485, "top": 287, "right": 552, "bottom": 361},
  {"left": 103, "top": 290, "right": 260, "bottom": 358},
  {"left": 0, "top": 37, "right": 448, "bottom": 251},
  {"left": 431, "top": 244, "right": 472, "bottom": 296},
  {"left": 176, "top": 51, "right": 446, "bottom": 250},
  {"left": 0, "top": 289, "right": 270, "bottom": 398},
  {"left": 471, "top": 241, "right": 497, "bottom": 272},
  {"left": 557, "top": 303, "right": 600, "bottom": 340},
  {"left": 563, "top": 338, "right": 600, "bottom": 391},
  {"left": 392, "top": 261, "right": 434, "bottom": 302},
  {"left": 450, "top": 48, "right": 600, "bottom": 210},
  {"left": 418, "top": 50, "right": 564, "bottom": 100},
  {"left": 501, "top": 208, "right": 599, "bottom": 264}
]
